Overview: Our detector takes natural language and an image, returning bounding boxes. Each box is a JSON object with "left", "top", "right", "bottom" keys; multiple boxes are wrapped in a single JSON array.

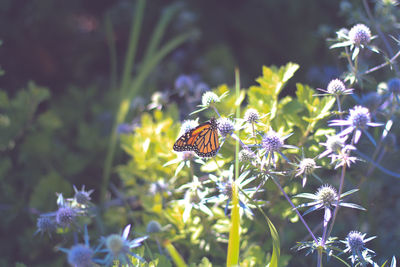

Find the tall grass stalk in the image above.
[
  {"left": 101, "top": 2, "right": 192, "bottom": 203},
  {"left": 226, "top": 68, "right": 241, "bottom": 266}
]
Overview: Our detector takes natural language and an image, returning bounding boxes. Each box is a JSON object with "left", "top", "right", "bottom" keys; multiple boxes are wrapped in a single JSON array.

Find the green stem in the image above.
[
  {"left": 326, "top": 164, "right": 347, "bottom": 239},
  {"left": 120, "top": 0, "right": 146, "bottom": 95}
]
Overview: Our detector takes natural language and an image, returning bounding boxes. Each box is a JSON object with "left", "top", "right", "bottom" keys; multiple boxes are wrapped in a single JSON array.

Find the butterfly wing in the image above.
[
  {"left": 173, "top": 118, "right": 219, "bottom": 157},
  {"left": 193, "top": 123, "right": 219, "bottom": 157}
]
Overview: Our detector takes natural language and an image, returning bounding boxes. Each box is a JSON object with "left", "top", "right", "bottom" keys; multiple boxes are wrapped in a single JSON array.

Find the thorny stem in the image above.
[
  {"left": 326, "top": 164, "right": 347, "bottom": 239},
  {"left": 362, "top": 49, "right": 400, "bottom": 75},
  {"left": 345, "top": 46, "right": 355, "bottom": 71},
  {"left": 336, "top": 95, "right": 344, "bottom": 132},
  {"left": 270, "top": 174, "right": 318, "bottom": 244},
  {"left": 251, "top": 122, "right": 257, "bottom": 143}
]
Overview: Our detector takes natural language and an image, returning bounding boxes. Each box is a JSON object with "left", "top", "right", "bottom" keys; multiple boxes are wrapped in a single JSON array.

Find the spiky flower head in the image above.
[
  {"left": 327, "top": 79, "right": 346, "bottom": 94},
  {"left": 201, "top": 91, "right": 219, "bottom": 106},
  {"left": 325, "top": 135, "right": 345, "bottom": 154},
  {"left": 298, "top": 158, "right": 317, "bottom": 175},
  {"left": 346, "top": 231, "right": 365, "bottom": 253},
  {"left": 217, "top": 117, "right": 234, "bottom": 136},
  {"left": 244, "top": 108, "right": 260, "bottom": 123},
  {"left": 349, "top": 24, "right": 371, "bottom": 46},
  {"left": 221, "top": 181, "right": 233, "bottom": 200},
  {"left": 348, "top": 105, "right": 371, "bottom": 128},
  {"left": 106, "top": 234, "right": 125, "bottom": 256},
  {"left": 146, "top": 220, "right": 162, "bottom": 233},
  {"left": 73, "top": 185, "right": 94, "bottom": 205},
  {"left": 180, "top": 119, "right": 198, "bottom": 135},
  {"left": 388, "top": 78, "right": 400, "bottom": 94},
  {"left": 36, "top": 216, "right": 57, "bottom": 236},
  {"left": 239, "top": 149, "right": 256, "bottom": 162},
  {"left": 67, "top": 244, "right": 94, "bottom": 267},
  {"left": 262, "top": 131, "right": 283, "bottom": 152},
  {"left": 316, "top": 185, "right": 337, "bottom": 207},
  {"left": 56, "top": 207, "right": 76, "bottom": 228}
]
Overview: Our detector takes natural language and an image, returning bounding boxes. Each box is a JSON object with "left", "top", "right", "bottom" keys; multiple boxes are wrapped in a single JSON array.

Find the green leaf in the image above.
[{"left": 248, "top": 63, "right": 299, "bottom": 120}]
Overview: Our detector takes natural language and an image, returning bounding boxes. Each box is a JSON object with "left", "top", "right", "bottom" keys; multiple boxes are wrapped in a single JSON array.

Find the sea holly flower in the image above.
[
  {"left": 342, "top": 231, "right": 376, "bottom": 266},
  {"left": 202, "top": 91, "right": 220, "bottom": 107},
  {"left": 295, "top": 185, "right": 365, "bottom": 227},
  {"left": 319, "top": 135, "right": 348, "bottom": 160},
  {"left": 316, "top": 78, "right": 353, "bottom": 96},
  {"left": 294, "top": 157, "right": 322, "bottom": 187},
  {"left": 190, "top": 91, "right": 228, "bottom": 115},
  {"left": 35, "top": 216, "right": 57, "bottom": 237},
  {"left": 386, "top": 77, "right": 400, "bottom": 103},
  {"left": 244, "top": 108, "right": 260, "bottom": 123},
  {"left": 178, "top": 176, "right": 213, "bottom": 222},
  {"left": 217, "top": 117, "right": 235, "bottom": 136},
  {"left": 205, "top": 166, "right": 260, "bottom": 217},
  {"left": 329, "top": 105, "right": 383, "bottom": 144},
  {"left": 98, "top": 224, "right": 148, "bottom": 266},
  {"left": 330, "top": 23, "right": 378, "bottom": 60},
  {"left": 59, "top": 226, "right": 98, "bottom": 267},
  {"left": 239, "top": 149, "right": 257, "bottom": 163},
  {"left": 73, "top": 185, "right": 94, "bottom": 206},
  {"left": 56, "top": 207, "right": 78, "bottom": 228},
  {"left": 348, "top": 24, "right": 371, "bottom": 46},
  {"left": 261, "top": 129, "right": 295, "bottom": 168}
]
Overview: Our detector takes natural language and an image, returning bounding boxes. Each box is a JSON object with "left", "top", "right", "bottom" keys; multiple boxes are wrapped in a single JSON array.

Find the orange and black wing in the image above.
[{"left": 173, "top": 118, "right": 219, "bottom": 157}]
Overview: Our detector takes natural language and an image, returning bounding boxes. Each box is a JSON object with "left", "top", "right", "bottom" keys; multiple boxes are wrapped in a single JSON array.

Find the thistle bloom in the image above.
[
  {"left": 205, "top": 166, "right": 258, "bottom": 217},
  {"left": 239, "top": 149, "right": 256, "bottom": 163},
  {"left": 342, "top": 231, "right": 376, "bottom": 265},
  {"left": 329, "top": 105, "right": 383, "bottom": 144},
  {"left": 261, "top": 130, "right": 295, "bottom": 167},
  {"left": 317, "top": 79, "right": 353, "bottom": 96},
  {"left": 98, "top": 225, "right": 148, "bottom": 266},
  {"left": 201, "top": 91, "right": 220, "bottom": 107},
  {"left": 217, "top": 117, "right": 235, "bottom": 136},
  {"left": 35, "top": 216, "right": 57, "bottom": 237},
  {"left": 295, "top": 185, "right": 365, "bottom": 227},
  {"left": 318, "top": 135, "right": 357, "bottom": 168},
  {"left": 178, "top": 176, "right": 213, "bottom": 222},
  {"left": 56, "top": 207, "right": 77, "bottom": 228},
  {"left": 349, "top": 24, "right": 371, "bottom": 46},
  {"left": 59, "top": 226, "right": 97, "bottom": 267},
  {"left": 244, "top": 108, "right": 260, "bottom": 123},
  {"left": 295, "top": 158, "right": 321, "bottom": 187},
  {"left": 73, "top": 185, "right": 94, "bottom": 206},
  {"left": 66, "top": 244, "right": 94, "bottom": 267}
]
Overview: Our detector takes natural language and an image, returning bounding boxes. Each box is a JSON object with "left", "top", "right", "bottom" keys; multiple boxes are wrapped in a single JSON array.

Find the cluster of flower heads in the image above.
[
  {"left": 36, "top": 185, "right": 149, "bottom": 266},
  {"left": 36, "top": 185, "right": 94, "bottom": 237}
]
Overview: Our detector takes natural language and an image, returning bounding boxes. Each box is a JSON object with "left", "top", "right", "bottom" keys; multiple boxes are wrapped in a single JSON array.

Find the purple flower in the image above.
[
  {"left": 317, "top": 79, "right": 353, "bottom": 96},
  {"left": 329, "top": 106, "right": 383, "bottom": 144}
]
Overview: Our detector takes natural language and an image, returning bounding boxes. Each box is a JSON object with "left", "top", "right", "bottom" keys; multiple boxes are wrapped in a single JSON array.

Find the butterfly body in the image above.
[{"left": 173, "top": 118, "right": 219, "bottom": 158}]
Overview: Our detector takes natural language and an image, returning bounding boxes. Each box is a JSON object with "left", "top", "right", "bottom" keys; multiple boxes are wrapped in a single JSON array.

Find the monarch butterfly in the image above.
[{"left": 173, "top": 118, "right": 219, "bottom": 158}]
